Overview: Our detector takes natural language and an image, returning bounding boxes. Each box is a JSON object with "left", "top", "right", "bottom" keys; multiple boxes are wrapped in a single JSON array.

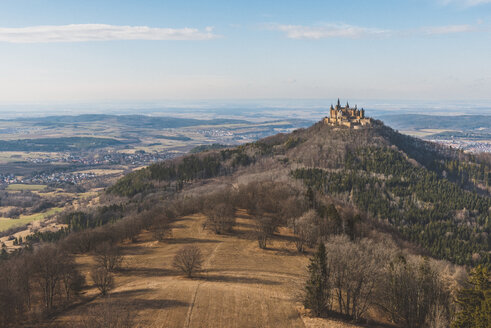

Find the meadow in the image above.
[
  {"left": 6, "top": 184, "right": 47, "bottom": 191},
  {"left": 0, "top": 207, "right": 62, "bottom": 231}
]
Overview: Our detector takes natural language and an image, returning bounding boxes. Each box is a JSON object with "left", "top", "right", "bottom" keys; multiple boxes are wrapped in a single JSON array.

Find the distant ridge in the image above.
[
  {"left": 4, "top": 114, "right": 251, "bottom": 129},
  {"left": 381, "top": 113, "right": 491, "bottom": 131}
]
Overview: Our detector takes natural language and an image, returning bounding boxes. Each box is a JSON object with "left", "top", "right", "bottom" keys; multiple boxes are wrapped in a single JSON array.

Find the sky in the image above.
[{"left": 0, "top": 0, "right": 490, "bottom": 106}]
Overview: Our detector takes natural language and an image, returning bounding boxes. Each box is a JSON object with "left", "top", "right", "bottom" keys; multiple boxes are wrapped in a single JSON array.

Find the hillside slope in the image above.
[
  {"left": 55, "top": 212, "right": 372, "bottom": 328},
  {"left": 109, "top": 120, "right": 490, "bottom": 266}
]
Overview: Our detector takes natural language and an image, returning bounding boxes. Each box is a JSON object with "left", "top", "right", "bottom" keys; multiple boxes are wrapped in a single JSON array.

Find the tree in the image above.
[
  {"left": 304, "top": 242, "right": 330, "bottom": 316},
  {"left": 326, "top": 204, "right": 342, "bottom": 235},
  {"left": 292, "top": 210, "right": 319, "bottom": 252},
  {"left": 0, "top": 262, "right": 26, "bottom": 326},
  {"left": 153, "top": 219, "right": 171, "bottom": 242},
  {"left": 380, "top": 256, "right": 450, "bottom": 328},
  {"left": 91, "top": 268, "right": 114, "bottom": 296},
  {"left": 204, "top": 202, "right": 235, "bottom": 234},
  {"left": 326, "top": 236, "right": 389, "bottom": 321},
  {"left": 33, "top": 245, "right": 77, "bottom": 311},
  {"left": 452, "top": 265, "right": 490, "bottom": 328},
  {"left": 61, "top": 262, "right": 85, "bottom": 302},
  {"left": 345, "top": 214, "right": 361, "bottom": 241},
  {"left": 254, "top": 216, "right": 275, "bottom": 249},
  {"left": 173, "top": 246, "right": 203, "bottom": 278},
  {"left": 94, "top": 242, "right": 123, "bottom": 272}
]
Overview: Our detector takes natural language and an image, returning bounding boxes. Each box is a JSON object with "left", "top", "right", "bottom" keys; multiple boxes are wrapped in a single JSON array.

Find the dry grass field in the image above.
[{"left": 55, "top": 211, "right": 368, "bottom": 328}]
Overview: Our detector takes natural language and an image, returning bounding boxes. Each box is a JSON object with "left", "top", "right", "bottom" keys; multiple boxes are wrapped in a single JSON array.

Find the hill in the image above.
[
  {"left": 109, "top": 119, "right": 491, "bottom": 266},
  {"left": 1, "top": 118, "right": 489, "bottom": 327}
]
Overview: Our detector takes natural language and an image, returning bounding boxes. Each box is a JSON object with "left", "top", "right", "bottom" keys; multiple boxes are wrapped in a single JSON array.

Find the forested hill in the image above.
[{"left": 108, "top": 119, "right": 491, "bottom": 266}]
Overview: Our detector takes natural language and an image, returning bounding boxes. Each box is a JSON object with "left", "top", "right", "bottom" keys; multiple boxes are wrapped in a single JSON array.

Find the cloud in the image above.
[
  {"left": 421, "top": 24, "right": 476, "bottom": 35},
  {"left": 270, "top": 24, "right": 391, "bottom": 39},
  {"left": 0, "top": 24, "right": 219, "bottom": 43},
  {"left": 440, "top": 0, "right": 491, "bottom": 6},
  {"left": 269, "top": 23, "right": 479, "bottom": 39}
]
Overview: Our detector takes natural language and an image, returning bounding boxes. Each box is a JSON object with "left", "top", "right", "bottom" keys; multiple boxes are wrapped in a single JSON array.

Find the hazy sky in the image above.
[{"left": 0, "top": 0, "right": 490, "bottom": 104}]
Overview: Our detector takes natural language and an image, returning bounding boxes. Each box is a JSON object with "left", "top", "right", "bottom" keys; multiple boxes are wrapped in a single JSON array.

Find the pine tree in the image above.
[
  {"left": 452, "top": 265, "right": 490, "bottom": 328},
  {"left": 304, "top": 242, "right": 330, "bottom": 316}
]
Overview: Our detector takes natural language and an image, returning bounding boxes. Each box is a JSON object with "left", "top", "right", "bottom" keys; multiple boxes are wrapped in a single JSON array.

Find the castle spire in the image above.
[{"left": 337, "top": 98, "right": 340, "bottom": 107}]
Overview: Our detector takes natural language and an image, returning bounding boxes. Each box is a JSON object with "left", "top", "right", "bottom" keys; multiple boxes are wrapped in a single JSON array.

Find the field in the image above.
[
  {"left": 0, "top": 207, "right": 62, "bottom": 231},
  {"left": 399, "top": 129, "right": 456, "bottom": 138},
  {"left": 55, "top": 211, "right": 371, "bottom": 328},
  {"left": 6, "top": 183, "right": 47, "bottom": 191}
]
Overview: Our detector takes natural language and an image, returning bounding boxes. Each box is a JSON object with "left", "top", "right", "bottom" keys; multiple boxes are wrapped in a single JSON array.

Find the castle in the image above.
[{"left": 323, "top": 99, "right": 372, "bottom": 128}]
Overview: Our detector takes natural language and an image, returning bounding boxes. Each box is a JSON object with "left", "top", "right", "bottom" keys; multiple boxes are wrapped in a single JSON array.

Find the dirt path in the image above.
[{"left": 183, "top": 242, "right": 221, "bottom": 328}]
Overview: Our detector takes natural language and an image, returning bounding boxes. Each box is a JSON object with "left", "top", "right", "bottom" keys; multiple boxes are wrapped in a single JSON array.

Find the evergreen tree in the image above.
[
  {"left": 452, "top": 265, "right": 490, "bottom": 328},
  {"left": 326, "top": 204, "right": 342, "bottom": 234},
  {"left": 304, "top": 242, "right": 330, "bottom": 316},
  {"left": 306, "top": 186, "right": 315, "bottom": 209}
]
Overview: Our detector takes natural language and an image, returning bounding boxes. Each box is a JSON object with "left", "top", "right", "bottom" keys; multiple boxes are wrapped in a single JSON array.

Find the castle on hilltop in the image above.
[{"left": 324, "top": 99, "right": 372, "bottom": 128}]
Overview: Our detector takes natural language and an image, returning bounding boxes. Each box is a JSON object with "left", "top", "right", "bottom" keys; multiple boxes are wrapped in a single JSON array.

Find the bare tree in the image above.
[
  {"left": 379, "top": 256, "right": 451, "bottom": 328},
  {"left": 173, "top": 246, "right": 203, "bottom": 278},
  {"left": 33, "top": 245, "right": 77, "bottom": 311},
  {"left": 0, "top": 262, "right": 25, "bottom": 326},
  {"left": 153, "top": 219, "right": 171, "bottom": 242},
  {"left": 292, "top": 210, "right": 319, "bottom": 252},
  {"left": 94, "top": 242, "right": 123, "bottom": 272},
  {"left": 254, "top": 216, "right": 275, "bottom": 249},
  {"left": 91, "top": 268, "right": 114, "bottom": 296},
  {"left": 204, "top": 202, "right": 235, "bottom": 234},
  {"left": 61, "top": 262, "right": 85, "bottom": 302},
  {"left": 325, "top": 235, "right": 392, "bottom": 321}
]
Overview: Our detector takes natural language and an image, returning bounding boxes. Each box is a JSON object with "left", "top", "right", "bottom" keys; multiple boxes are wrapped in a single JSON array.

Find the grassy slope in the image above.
[
  {"left": 0, "top": 207, "right": 62, "bottom": 231},
  {"left": 55, "top": 211, "right": 371, "bottom": 328},
  {"left": 5, "top": 184, "right": 47, "bottom": 191}
]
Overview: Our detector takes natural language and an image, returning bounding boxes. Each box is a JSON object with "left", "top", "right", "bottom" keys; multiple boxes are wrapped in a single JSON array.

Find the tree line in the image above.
[{"left": 304, "top": 240, "right": 490, "bottom": 327}]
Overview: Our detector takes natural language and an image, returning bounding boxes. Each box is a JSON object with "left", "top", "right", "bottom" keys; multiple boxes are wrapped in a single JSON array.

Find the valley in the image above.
[{"left": 0, "top": 114, "right": 311, "bottom": 238}]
